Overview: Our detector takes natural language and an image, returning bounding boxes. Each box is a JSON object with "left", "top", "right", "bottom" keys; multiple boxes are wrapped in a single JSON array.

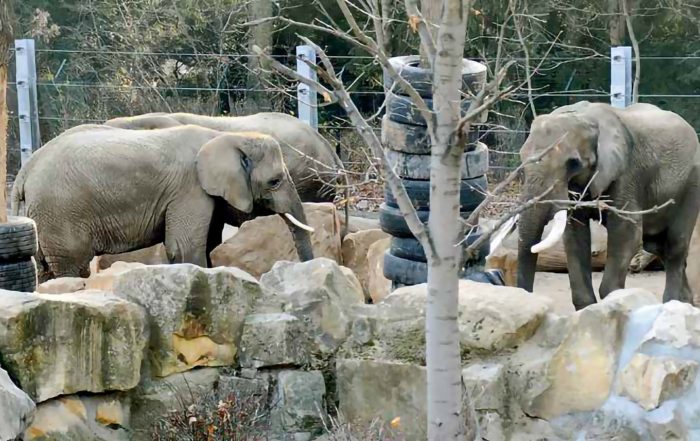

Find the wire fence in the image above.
[{"left": 7, "top": 47, "right": 700, "bottom": 182}]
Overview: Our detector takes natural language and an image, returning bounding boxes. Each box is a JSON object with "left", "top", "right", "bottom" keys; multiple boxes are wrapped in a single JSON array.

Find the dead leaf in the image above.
[
  {"left": 322, "top": 90, "right": 332, "bottom": 103},
  {"left": 409, "top": 15, "right": 421, "bottom": 33}
]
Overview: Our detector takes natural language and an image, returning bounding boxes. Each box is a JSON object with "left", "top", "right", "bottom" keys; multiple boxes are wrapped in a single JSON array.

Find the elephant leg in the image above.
[
  {"left": 164, "top": 197, "right": 214, "bottom": 268},
  {"left": 599, "top": 213, "right": 642, "bottom": 299},
  {"left": 660, "top": 193, "right": 699, "bottom": 304},
  {"left": 206, "top": 206, "right": 226, "bottom": 268},
  {"left": 564, "top": 209, "right": 596, "bottom": 310}
]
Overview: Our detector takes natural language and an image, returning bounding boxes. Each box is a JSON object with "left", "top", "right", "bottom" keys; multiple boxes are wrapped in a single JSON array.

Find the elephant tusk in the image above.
[
  {"left": 284, "top": 213, "right": 315, "bottom": 232},
  {"left": 531, "top": 209, "right": 568, "bottom": 254},
  {"left": 488, "top": 214, "right": 519, "bottom": 256}
]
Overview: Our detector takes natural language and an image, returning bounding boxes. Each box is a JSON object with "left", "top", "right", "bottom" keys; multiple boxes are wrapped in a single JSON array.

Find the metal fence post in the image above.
[
  {"left": 15, "top": 39, "right": 41, "bottom": 166},
  {"left": 610, "top": 46, "right": 632, "bottom": 108},
  {"left": 296, "top": 45, "right": 318, "bottom": 130}
]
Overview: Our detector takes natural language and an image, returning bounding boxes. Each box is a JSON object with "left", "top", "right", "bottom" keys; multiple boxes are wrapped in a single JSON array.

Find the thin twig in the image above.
[{"left": 621, "top": 0, "right": 641, "bottom": 103}]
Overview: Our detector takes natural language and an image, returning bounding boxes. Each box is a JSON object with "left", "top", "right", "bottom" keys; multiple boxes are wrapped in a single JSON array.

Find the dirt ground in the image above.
[{"left": 531, "top": 271, "right": 667, "bottom": 315}]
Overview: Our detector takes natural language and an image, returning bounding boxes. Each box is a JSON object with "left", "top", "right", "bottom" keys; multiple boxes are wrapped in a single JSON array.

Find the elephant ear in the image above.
[
  {"left": 589, "top": 111, "right": 630, "bottom": 198},
  {"left": 196, "top": 135, "right": 253, "bottom": 213}
]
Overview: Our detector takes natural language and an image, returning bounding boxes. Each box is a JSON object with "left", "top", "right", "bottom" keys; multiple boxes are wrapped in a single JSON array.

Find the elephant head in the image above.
[
  {"left": 196, "top": 131, "right": 315, "bottom": 262},
  {"left": 512, "top": 102, "right": 630, "bottom": 291}
]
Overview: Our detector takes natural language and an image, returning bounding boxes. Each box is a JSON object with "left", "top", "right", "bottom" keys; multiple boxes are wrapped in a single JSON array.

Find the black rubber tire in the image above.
[
  {"left": 386, "top": 93, "right": 477, "bottom": 127},
  {"left": 383, "top": 250, "right": 428, "bottom": 286},
  {"left": 385, "top": 142, "right": 489, "bottom": 180},
  {"left": 379, "top": 203, "right": 428, "bottom": 238},
  {"left": 0, "top": 216, "right": 38, "bottom": 262},
  {"left": 383, "top": 55, "right": 487, "bottom": 98},
  {"left": 389, "top": 229, "right": 490, "bottom": 263},
  {"left": 379, "top": 203, "right": 479, "bottom": 238},
  {"left": 0, "top": 258, "right": 37, "bottom": 292},
  {"left": 384, "top": 176, "right": 487, "bottom": 212},
  {"left": 381, "top": 115, "right": 479, "bottom": 154}
]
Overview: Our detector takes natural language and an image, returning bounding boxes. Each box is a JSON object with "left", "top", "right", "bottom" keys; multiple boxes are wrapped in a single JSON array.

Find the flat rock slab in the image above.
[
  {"left": 0, "top": 290, "right": 147, "bottom": 403},
  {"left": 114, "top": 264, "right": 261, "bottom": 377}
]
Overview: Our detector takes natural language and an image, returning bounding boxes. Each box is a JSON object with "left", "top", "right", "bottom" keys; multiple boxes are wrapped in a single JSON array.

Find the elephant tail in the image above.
[{"left": 10, "top": 172, "right": 25, "bottom": 217}]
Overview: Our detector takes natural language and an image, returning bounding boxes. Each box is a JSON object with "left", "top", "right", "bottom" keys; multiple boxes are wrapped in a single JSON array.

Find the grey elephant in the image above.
[
  {"left": 11, "top": 124, "right": 315, "bottom": 281},
  {"left": 509, "top": 101, "right": 699, "bottom": 310},
  {"left": 103, "top": 112, "right": 346, "bottom": 204}
]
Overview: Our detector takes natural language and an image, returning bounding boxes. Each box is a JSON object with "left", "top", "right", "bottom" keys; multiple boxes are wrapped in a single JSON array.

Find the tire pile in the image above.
[
  {"left": 0, "top": 216, "right": 38, "bottom": 292},
  {"left": 379, "top": 55, "right": 496, "bottom": 287}
]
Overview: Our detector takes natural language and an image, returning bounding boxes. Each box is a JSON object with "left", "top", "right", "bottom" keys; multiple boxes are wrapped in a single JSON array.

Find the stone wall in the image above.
[{"left": 2, "top": 203, "right": 700, "bottom": 440}]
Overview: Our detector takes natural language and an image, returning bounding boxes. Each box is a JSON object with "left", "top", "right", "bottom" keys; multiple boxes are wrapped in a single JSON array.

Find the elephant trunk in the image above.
[
  {"left": 516, "top": 182, "right": 569, "bottom": 292},
  {"left": 280, "top": 196, "right": 315, "bottom": 262},
  {"left": 517, "top": 204, "right": 551, "bottom": 292}
]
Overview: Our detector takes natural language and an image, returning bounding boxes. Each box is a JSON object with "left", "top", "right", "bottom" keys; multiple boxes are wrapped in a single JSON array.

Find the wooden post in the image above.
[{"left": 0, "top": 1, "right": 14, "bottom": 223}]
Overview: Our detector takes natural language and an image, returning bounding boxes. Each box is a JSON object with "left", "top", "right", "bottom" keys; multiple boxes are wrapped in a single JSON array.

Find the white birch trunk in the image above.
[{"left": 426, "top": 0, "right": 473, "bottom": 439}]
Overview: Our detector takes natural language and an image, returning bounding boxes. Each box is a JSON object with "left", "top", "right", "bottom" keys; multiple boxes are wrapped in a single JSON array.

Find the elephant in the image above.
[
  {"left": 103, "top": 112, "right": 346, "bottom": 205},
  {"left": 509, "top": 101, "right": 700, "bottom": 310},
  {"left": 11, "top": 123, "right": 315, "bottom": 281}
]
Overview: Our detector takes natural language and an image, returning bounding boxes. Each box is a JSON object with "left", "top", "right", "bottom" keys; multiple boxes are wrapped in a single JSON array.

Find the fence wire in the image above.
[{"left": 6, "top": 47, "right": 700, "bottom": 180}]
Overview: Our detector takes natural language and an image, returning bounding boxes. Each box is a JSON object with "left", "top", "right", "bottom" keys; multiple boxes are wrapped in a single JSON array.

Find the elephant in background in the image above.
[
  {"left": 103, "top": 112, "right": 346, "bottom": 205},
  {"left": 509, "top": 101, "right": 699, "bottom": 310},
  {"left": 11, "top": 124, "right": 315, "bottom": 281}
]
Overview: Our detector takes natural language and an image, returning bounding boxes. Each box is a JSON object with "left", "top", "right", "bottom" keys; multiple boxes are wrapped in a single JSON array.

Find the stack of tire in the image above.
[
  {"left": 379, "top": 55, "right": 492, "bottom": 288},
  {"left": 0, "top": 216, "right": 38, "bottom": 292}
]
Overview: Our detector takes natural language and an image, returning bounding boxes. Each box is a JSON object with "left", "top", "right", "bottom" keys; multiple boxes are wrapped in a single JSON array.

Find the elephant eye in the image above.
[{"left": 268, "top": 178, "right": 282, "bottom": 190}]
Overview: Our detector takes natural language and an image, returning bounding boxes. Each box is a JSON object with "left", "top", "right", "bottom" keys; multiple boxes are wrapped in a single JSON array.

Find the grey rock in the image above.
[
  {"left": 130, "top": 368, "right": 220, "bottom": 439},
  {"left": 217, "top": 374, "right": 269, "bottom": 401},
  {"left": 23, "top": 393, "right": 130, "bottom": 441},
  {"left": 462, "top": 363, "right": 507, "bottom": 412},
  {"left": 0, "top": 366, "right": 35, "bottom": 440},
  {"left": 114, "top": 264, "right": 261, "bottom": 377},
  {"left": 336, "top": 358, "right": 427, "bottom": 441},
  {"left": 270, "top": 370, "right": 326, "bottom": 434},
  {"left": 239, "top": 313, "right": 312, "bottom": 369},
  {"left": 0, "top": 290, "right": 147, "bottom": 403},
  {"left": 260, "top": 258, "right": 365, "bottom": 354}
]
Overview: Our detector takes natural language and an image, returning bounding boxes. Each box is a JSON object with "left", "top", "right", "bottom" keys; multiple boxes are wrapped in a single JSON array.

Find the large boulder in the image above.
[
  {"left": 114, "top": 264, "right": 261, "bottom": 377},
  {"left": 0, "top": 290, "right": 147, "bottom": 403},
  {"left": 366, "top": 237, "right": 391, "bottom": 303},
  {"left": 35, "top": 277, "right": 86, "bottom": 294},
  {"left": 129, "top": 368, "right": 220, "bottom": 439},
  {"left": 211, "top": 203, "right": 343, "bottom": 278},
  {"left": 239, "top": 313, "right": 312, "bottom": 369},
  {"left": 511, "top": 288, "right": 659, "bottom": 420},
  {"left": 260, "top": 258, "right": 365, "bottom": 354},
  {"left": 0, "top": 365, "right": 35, "bottom": 440},
  {"left": 85, "top": 261, "right": 146, "bottom": 291},
  {"left": 340, "top": 280, "right": 550, "bottom": 365},
  {"left": 24, "top": 394, "right": 130, "bottom": 441},
  {"left": 341, "top": 229, "right": 389, "bottom": 301},
  {"left": 336, "top": 359, "right": 427, "bottom": 441},
  {"left": 269, "top": 370, "right": 327, "bottom": 435}
]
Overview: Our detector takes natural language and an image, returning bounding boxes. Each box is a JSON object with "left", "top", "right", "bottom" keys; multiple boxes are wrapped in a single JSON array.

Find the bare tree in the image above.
[
  {"left": 246, "top": 0, "right": 274, "bottom": 112},
  {"left": 251, "top": 0, "right": 519, "bottom": 438},
  {"left": 0, "top": 0, "right": 13, "bottom": 223}
]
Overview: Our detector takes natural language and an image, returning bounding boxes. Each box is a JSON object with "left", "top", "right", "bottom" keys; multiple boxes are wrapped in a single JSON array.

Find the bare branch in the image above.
[
  {"left": 513, "top": 0, "right": 538, "bottom": 117},
  {"left": 404, "top": 0, "right": 437, "bottom": 65},
  {"left": 254, "top": 43, "right": 436, "bottom": 258},
  {"left": 621, "top": 0, "right": 641, "bottom": 103},
  {"left": 462, "top": 185, "right": 555, "bottom": 254}
]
